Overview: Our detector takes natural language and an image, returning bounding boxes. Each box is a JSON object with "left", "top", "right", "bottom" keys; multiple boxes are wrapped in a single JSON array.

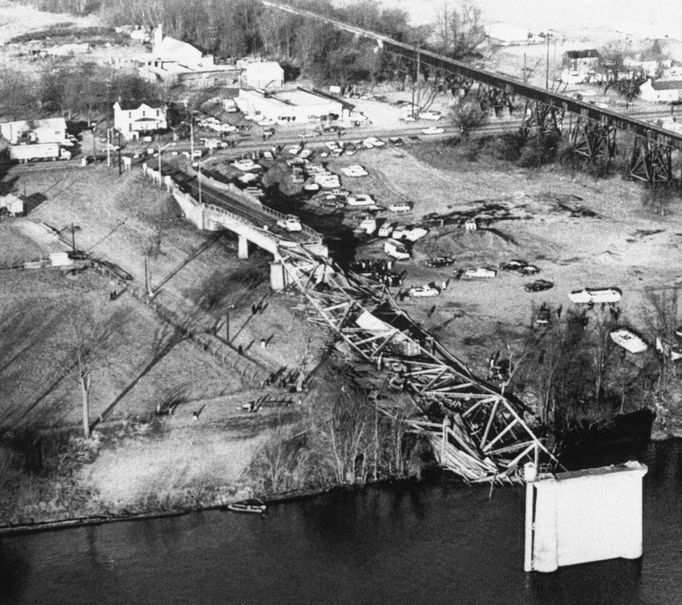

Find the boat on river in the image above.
[{"left": 227, "top": 498, "right": 267, "bottom": 514}]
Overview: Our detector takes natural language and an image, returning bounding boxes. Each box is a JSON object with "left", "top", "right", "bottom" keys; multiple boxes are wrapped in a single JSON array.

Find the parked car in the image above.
[
  {"left": 409, "top": 285, "right": 439, "bottom": 298},
  {"left": 384, "top": 239, "right": 410, "bottom": 260},
  {"left": 610, "top": 329, "right": 648, "bottom": 353},
  {"left": 276, "top": 214, "right": 302, "bottom": 232},
  {"left": 403, "top": 227, "right": 428, "bottom": 242},
  {"left": 388, "top": 137, "right": 404, "bottom": 146},
  {"left": 391, "top": 224, "right": 409, "bottom": 239},
  {"left": 518, "top": 264, "right": 541, "bottom": 275},
  {"left": 357, "top": 216, "right": 377, "bottom": 235},
  {"left": 525, "top": 279, "right": 554, "bottom": 292},
  {"left": 346, "top": 193, "right": 375, "bottom": 206},
  {"left": 388, "top": 202, "right": 414, "bottom": 213},
  {"left": 655, "top": 337, "right": 682, "bottom": 361},
  {"left": 341, "top": 164, "right": 369, "bottom": 177},
  {"left": 422, "top": 126, "right": 445, "bottom": 135},
  {"left": 378, "top": 222, "right": 394, "bottom": 238},
  {"left": 462, "top": 267, "right": 497, "bottom": 279},
  {"left": 426, "top": 256, "right": 455, "bottom": 268},
  {"left": 569, "top": 287, "right": 622, "bottom": 305},
  {"left": 232, "top": 158, "right": 259, "bottom": 171},
  {"left": 420, "top": 111, "right": 442, "bottom": 121},
  {"left": 501, "top": 259, "right": 528, "bottom": 271}
]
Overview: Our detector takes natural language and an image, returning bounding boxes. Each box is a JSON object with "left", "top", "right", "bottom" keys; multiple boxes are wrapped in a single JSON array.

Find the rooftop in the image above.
[
  {"left": 650, "top": 79, "right": 682, "bottom": 90},
  {"left": 116, "top": 99, "right": 165, "bottom": 111}
]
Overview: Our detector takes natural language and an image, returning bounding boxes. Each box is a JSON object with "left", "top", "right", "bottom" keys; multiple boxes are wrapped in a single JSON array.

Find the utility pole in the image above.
[
  {"left": 198, "top": 160, "right": 202, "bottom": 204},
  {"left": 117, "top": 131, "right": 122, "bottom": 176},
  {"left": 71, "top": 222, "right": 76, "bottom": 251},
  {"left": 106, "top": 127, "right": 111, "bottom": 167},
  {"left": 523, "top": 52, "right": 527, "bottom": 84},
  {"left": 189, "top": 114, "right": 194, "bottom": 161},
  {"left": 545, "top": 33, "right": 551, "bottom": 90},
  {"left": 416, "top": 46, "right": 421, "bottom": 114}
]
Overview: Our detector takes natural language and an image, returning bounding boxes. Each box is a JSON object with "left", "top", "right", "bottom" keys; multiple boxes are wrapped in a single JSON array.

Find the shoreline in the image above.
[{"left": 3, "top": 434, "right": 682, "bottom": 538}]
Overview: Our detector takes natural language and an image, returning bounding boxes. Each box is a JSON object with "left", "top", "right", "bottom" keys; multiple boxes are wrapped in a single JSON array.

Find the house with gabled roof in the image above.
[{"left": 113, "top": 100, "right": 167, "bottom": 140}]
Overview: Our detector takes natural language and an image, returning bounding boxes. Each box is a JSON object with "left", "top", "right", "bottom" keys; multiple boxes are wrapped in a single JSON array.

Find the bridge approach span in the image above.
[{"left": 263, "top": 1, "right": 682, "bottom": 182}]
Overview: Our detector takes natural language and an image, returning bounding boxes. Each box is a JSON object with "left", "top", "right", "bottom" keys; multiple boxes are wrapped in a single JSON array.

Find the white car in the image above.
[
  {"left": 420, "top": 111, "right": 442, "bottom": 121},
  {"left": 232, "top": 159, "right": 259, "bottom": 171},
  {"left": 389, "top": 202, "right": 413, "bottom": 213},
  {"left": 378, "top": 222, "right": 394, "bottom": 237},
  {"left": 391, "top": 224, "right": 408, "bottom": 239},
  {"left": 462, "top": 267, "right": 497, "bottom": 279},
  {"left": 569, "top": 287, "right": 622, "bottom": 305},
  {"left": 409, "top": 285, "right": 440, "bottom": 298},
  {"left": 346, "top": 193, "right": 375, "bottom": 206},
  {"left": 341, "top": 164, "right": 369, "bottom": 177},
  {"left": 610, "top": 329, "right": 648, "bottom": 353},
  {"left": 422, "top": 126, "right": 445, "bottom": 135},
  {"left": 257, "top": 118, "right": 276, "bottom": 127},
  {"left": 277, "top": 214, "right": 302, "bottom": 232},
  {"left": 220, "top": 123, "right": 238, "bottom": 133},
  {"left": 404, "top": 227, "right": 429, "bottom": 242},
  {"left": 358, "top": 216, "right": 377, "bottom": 235}
]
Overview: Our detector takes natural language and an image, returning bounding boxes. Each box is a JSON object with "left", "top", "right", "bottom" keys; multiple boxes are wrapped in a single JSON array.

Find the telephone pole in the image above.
[{"left": 545, "top": 33, "right": 551, "bottom": 90}]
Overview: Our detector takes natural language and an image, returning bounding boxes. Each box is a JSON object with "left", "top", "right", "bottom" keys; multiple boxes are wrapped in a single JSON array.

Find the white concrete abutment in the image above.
[{"left": 524, "top": 461, "right": 647, "bottom": 573}]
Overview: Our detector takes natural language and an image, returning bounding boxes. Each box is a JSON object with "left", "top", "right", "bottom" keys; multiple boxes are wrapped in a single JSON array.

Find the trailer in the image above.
[{"left": 9, "top": 143, "right": 71, "bottom": 163}]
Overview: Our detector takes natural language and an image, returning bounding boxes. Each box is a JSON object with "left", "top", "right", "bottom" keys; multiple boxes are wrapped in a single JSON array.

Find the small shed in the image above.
[
  {"left": 50, "top": 251, "right": 73, "bottom": 267},
  {"left": 0, "top": 193, "right": 24, "bottom": 216}
]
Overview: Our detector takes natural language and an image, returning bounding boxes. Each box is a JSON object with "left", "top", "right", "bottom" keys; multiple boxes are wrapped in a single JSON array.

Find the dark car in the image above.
[
  {"left": 426, "top": 256, "right": 455, "bottom": 268},
  {"left": 525, "top": 279, "right": 554, "bottom": 292},
  {"left": 388, "top": 137, "right": 404, "bottom": 146},
  {"left": 501, "top": 259, "right": 528, "bottom": 271},
  {"left": 518, "top": 264, "right": 541, "bottom": 275}
]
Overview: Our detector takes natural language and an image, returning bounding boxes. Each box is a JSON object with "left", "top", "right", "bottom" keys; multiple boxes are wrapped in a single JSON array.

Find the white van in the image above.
[{"left": 384, "top": 239, "right": 410, "bottom": 260}]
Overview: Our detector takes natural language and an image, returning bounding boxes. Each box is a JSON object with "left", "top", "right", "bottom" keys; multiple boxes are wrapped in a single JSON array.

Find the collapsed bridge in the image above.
[
  {"left": 277, "top": 245, "right": 560, "bottom": 484},
  {"left": 155, "top": 165, "right": 560, "bottom": 483}
]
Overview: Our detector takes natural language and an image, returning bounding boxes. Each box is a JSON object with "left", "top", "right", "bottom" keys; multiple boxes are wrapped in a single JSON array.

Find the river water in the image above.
[{"left": 1, "top": 439, "right": 680, "bottom": 605}]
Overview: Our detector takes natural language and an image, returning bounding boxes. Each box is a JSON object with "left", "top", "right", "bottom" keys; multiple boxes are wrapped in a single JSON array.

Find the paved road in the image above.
[
  {"left": 161, "top": 161, "right": 315, "bottom": 244},
  {"left": 1, "top": 108, "right": 674, "bottom": 175}
]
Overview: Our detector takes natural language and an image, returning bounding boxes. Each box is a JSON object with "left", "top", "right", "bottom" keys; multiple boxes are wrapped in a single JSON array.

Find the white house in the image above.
[
  {"left": 0, "top": 117, "right": 67, "bottom": 145},
  {"left": 237, "top": 88, "right": 347, "bottom": 124},
  {"left": 113, "top": 100, "right": 167, "bottom": 140},
  {"left": 639, "top": 78, "right": 682, "bottom": 103},
  {"left": 242, "top": 61, "right": 284, "bottom": 90}
]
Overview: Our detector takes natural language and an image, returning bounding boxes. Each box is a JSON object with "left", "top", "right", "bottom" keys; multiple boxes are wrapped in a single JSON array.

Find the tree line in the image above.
[{"left": 13, "top": 0, "right": 487, "bottom": 82}]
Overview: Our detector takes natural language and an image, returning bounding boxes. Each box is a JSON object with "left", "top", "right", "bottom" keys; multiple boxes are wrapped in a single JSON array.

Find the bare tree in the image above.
[
  {"left": 434, "top": 2, "right": 487, "bottom": 60},
  {"left": 62, "top": 313, "right": 116, "bottom": 438}
]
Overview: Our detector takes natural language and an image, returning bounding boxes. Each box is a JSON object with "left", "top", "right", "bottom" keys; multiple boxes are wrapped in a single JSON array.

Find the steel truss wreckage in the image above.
[{"left": 278, "top": 245, "right": 561, "bottom": 484}]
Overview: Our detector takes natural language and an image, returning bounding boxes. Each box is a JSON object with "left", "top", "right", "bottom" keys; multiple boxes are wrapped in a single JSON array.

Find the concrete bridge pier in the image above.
[{"left": 238, "top": 236, "right": 249, "bottom": 259}]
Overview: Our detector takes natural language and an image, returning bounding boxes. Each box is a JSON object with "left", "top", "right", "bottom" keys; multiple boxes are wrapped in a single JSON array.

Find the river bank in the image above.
[{"left": 2, "top": 439, "right": 681, "bottom": 605}]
